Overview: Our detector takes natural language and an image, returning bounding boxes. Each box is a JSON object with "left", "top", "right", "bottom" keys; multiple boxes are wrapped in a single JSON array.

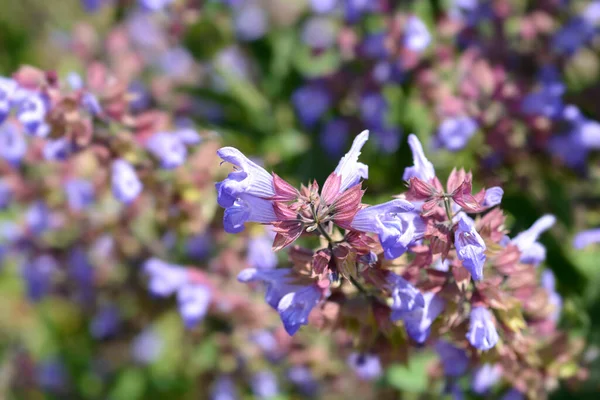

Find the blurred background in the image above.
[{"left": 1, "top": 0, "right": 600, "bottom": 398}]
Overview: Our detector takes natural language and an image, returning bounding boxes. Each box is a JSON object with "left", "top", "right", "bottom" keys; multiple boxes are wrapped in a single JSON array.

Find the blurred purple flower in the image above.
[
  {"left": 26, "top": 200, "right": 50, "bottom": 236},
  {"left": 393, "top": 292, "right": 445, "bottom": 343},
  {"left": 37, "top": 359, "right": 68, "bottom": 393},
  {"left": 111, "top": 159, "right": 143, "bottom": 204},
  {"left": 144, "top": 258, "right": 188, "bottom": 297},
  {"left": 320, "top": 118, "right": 349, "bottom": 156},
  {"left": 65, "top": 179, "right": 95, "bottom": 212},
  {"left": 251, "top": 370, "right": 279, "bottom": 399},
  {"left": 81, "top": 0, "right": 107, "bottom": 13},
  {"left": 250, "top": 329, "right": 278, "bottom": 356},
  {"left": 177, "top": 283, "right": 212, "bottom": 328},
  {"left": 383, "top": 271, "right": 425, "bottom": 313},
  {"left": 0, "top": 179, "right": 11, "bottom": 209},
  {"left": 248, "top": 233, "right": 277, "bottom": 269},
  {"left": 292, "top": 84, "right": 330, "bottom": 127},
  {"left": 455, "top": 215, "right": 486, "bottom": 280},
  {"left": 132, "top": 327, "right": 163, "bottom": 364},
  {"left": 287, "top": 366, "right": 319, "bottom": 396},
  {"left": 435, "top": 340, "right": 469, "bottom": 377},
  {"left": 310, "top": 0, "right": 337, "bottom": 14},
  {"left": 404, "top": 16, "right": 431, "bottom": 52},
  {"left": 362, "top": 32, "right": 388, "bottom": 59},
  {"left": 22, "top": 255, "right": 57, "bottom": 302},
  {"left": 483, "top": 187, "right": 503, "bottom": 207},
  {"left": 501, "top": 389, "right": 525, "bottom": 400},
  {"left": 549, "top": 105, "right": 600, "bottom": 169},
  {"left": 360, "top": 92, "right": 387, "bottom": 129},
  {"left": 344, "top": 0, "right": 377, "bottom": 23},
  {"left": 511, "top": 214, "right": 555, "bottom": 265},
  {"left": 302, "top": 17, "right": 337, "bottom": 50},
  {"left": 211, "top": 375, "right": 238, "bottom": 400},
  {"left": 573, "top": 228, "right": 600, "bottom": 249},
  {"left": 467, "top": 306, "right": 499, "bottom": 351},
  {"left": 158, "top": 47, "right": 195, "bottom": 79},
  {"left": 471, "top": 363, "right": 501, "bottom": 394},
  {"left": 0, "top": 77, "right": 17, "bottom": 123},
  {"left": 16, "top": 93, "right": 49, "bottom": 137},
  {"left": 139, "top": 0, "right": 173, "bottom": 11},
  {"left": 90, "top": 306, "right": 120, "bottom": 339},
  {"left": 234, "top": 2, "right": 268, "bottom": 41},
  {"left": 146, "top": 132, "right": 188, "bottom": 169},
  {"left": 129, "top": 81, "right": 151, "bottom": 112},
  {"left": 347, "top": 352, "right": 382, "bottom": 381},
  {"left": 435, "top": 116, "right": 478, "bottom": 151},
  {"left": 552, "top": 16, "right": 595, "bottom": 55},
  {"left": 0, "top": 121, "right": 27, "bottom": 166},
  {"left": 68, "top": 247, "right": 94, "bottom": 291},
  {"left": 185, "top": 233, "right": 212, "bottom": 260},
  {"left": 541, "top": 270, "right": 562, "bottom": 323},
  {"left": 43, "top": 138, "right": 72, "bottom": 161}
]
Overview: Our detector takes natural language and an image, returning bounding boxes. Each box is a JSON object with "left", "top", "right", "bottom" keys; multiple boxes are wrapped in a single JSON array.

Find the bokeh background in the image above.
[{"left": 1, "top": 0, "right": 600, "bottom": 398}]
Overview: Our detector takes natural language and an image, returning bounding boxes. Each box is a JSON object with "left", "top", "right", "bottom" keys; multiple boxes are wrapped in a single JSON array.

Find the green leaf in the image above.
[
  {"left": 293, "top": 47, "right": 341, "bottom": 78},
  {"left": 386, "top": 351, "right": 432, "bottom": 393},
  {"left": 109, "top": 369, "right": 146, "bottom": 400}
]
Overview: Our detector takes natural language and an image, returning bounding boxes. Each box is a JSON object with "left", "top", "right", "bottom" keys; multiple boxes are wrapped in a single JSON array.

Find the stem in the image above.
[
  {"left": 443, "top": 195, "right": 453, "bottom": 221},
  {"left": 349, "top": 275, "right": 368, "bottom": 295},
  {"left": 316, "top": 223, "right": 334, "bottom": 244}
]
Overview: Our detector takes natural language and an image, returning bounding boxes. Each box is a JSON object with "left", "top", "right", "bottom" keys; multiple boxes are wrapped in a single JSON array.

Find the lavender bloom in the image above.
[
  {"left": 455, "top": 215, "right": 486, "bottom": 280},
  {"left": 185, "top": 233, "right": 212, "bottom": 260},
  {"left": 404, "top": 16, "right": 431, "bottom": 52},
  {"left": 82, "top": 0, "right": 106, "bottom": 12},
  {"left": 146, "top": 132, "right": 187, "bottom": 169},
  {"left": 372, "top": 126, "right": 402, "bottom": 154},
  {"left": 0, "top": 180, "right": 11, "bottom": 209},
  {"left": 320, "top": 118, "right": 349, "bottom": 156},
  {"left": 552, "top": 16, "right": 595, "bottom": 55},
  {"left": 22, "top": 255, "right": 57, "bottom": 302},
  {"left": 250, "top": 330, "right": 278, "bottom": 356},
  {"left": 216, "top": 147, "right": 275, "bottom": 208},
  {"left": 310, "top": 0, "right": 337, "bottom": 14},
  {"left": 177, "top": 283, "right": 211, "bottom": 328},
  {"left": 131, "top": 328, "right": 163, "bottom": 365},
  {"left": 144, "top": 258, "right": 188, "bottom": 297},
  {"left": 16, "top": 93, "right": 49, "bottom": 137},
  {"left": 65, "top": 179, "right": 95, "bottom": 211},
  {"left": 403, "top": 134, "right": 436, "bottom": 181},
  {"left": 111, "top": 159, "right": 143, "bottom": 204},
  {"left": 287, "top": 366, "right": 319, "bottom": 396},
  {"left": 435, "top": 116, "right": 478, "bottom": 151},
  {"left": 435, "top": 341, "right": 469, "bottom": 377},
  {"left": 277, "top": 284, "right": 322, "bottom": 335},
  {"left": 211, "top": 375, "right": 239, "bottom": 400},
  {"left": 238, "top": 268, "right": 299, "bottom": 308},
  {"left": 347, "top": 353, "right": 382, "bottom": 381},
  {"left": 36, "top": 359, "right": 67, "bottom": 393},
  {"left": 344, "top": 0, "right": 377, "bottom": 23},
  {"left": 467, "top": 306, "right": 499, "bottom": 351},
  {"left": 234, "top": 2, "right": 268, "bottom": 41},
  {"left": 90, "top": 306, "right": 120, "bottom": 339},
  {"left": 333, "top": 130, "right": 369, "bottom": 192},
  {"left": 26, "top": 200, "right": 50, "bottom": 236},
  {"left": 483, "top": 187, "right": 503, "bottom": 207},
  {"left": 384, "top": 272, "right": 425, "bottom": 313},
  {"left": 248, "top": 233, "right": 277, "bottom": 269},
  {"left": 43, "top": 138, "right": 72, "bottom": 161},
  {"left": 0, "top": 121, "right": 27, "bottom": 165},
  {"left": 223, "top": 197, "right": 277, "bottom": 233},
  {"left": 68, "top": 247, "right": 94, "bottom": 292},
  {"left": 360, "top": 92, "right": 387, "bottom": 129},
  {"left": 549, "top": 105, "right": 600, "bottom": 168},
  {"left": 511, "top": 215, "right": 555, "bottom": 265},
  {"left": 251, "top": 370, "right": 279, "bottom": 399},
  {"left": 472, "top": 364, "right": 501, "bottom": 394},
  {"left": 158, "top": 47, "right": 195, "bottom": 80},
  {"left": 174, "top": 127, "right": 201, "bottom": 145},
  {"left": 292, "top": 84, "right": 330, "bottom": 127},
  {"left": 573, "top": 228, "right": 600, "bottom": 249},
  {"left": 541, "top": 270, "right": 562, "bottom": 323},
  {"left": 501, "top": 389, "right": 525, "bottom": 400},
  {"left": 362, "top": 32, "right": 388, "bottom": 59},
  {"left": 139, "top": 0, "right": 173, "bottom": 11},
  {"left": 351, "top": 199, "right": 424, "bottom": 259},
  {"left": 0, "top": 77, "right": 17, "bottom": 122},
  {"left": 393, "top": 292, "right": 445, "bottom": 343},
  {"left": 301, "top": 17, "right": 337, "bottom": 50}
]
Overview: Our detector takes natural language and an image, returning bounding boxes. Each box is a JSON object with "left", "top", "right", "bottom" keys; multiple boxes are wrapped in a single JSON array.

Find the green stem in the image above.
[{"left": 443, "top": 195, "right": 453, "bottom": 221}]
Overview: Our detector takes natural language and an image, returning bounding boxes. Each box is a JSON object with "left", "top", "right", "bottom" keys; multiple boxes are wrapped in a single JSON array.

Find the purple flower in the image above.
[
  {"left": 177, "top": 283, "right": 211, "bottom": 328},
  {"left": 287, "top": 366, "right": 319, "bottom": 396},
  {"left": 174, "top": 127, "right": 201, "bottom": 145},
  {"left": 237, "top": 268, "right": 298, "bottom": 308},
  {"left": 501, "top": 389, "right": 525, "bottom": 400},
  {"left": 372, "top": 126, "right": 402, "bottom": 154},
  {"left": 81, "top": 0, "right": 106, "bottom": 12},
  {"left": 552, "top": 16, "right": 595, "bottom": 55},
  {"left": 573, "top": 228, "right": 600, "bottom": 249},
  {"left": 384, "top": 272, "right": 425, "bottom": 312},
  {"left": 146, "top": 132, "right": 188, "bottom": 169},
  {"left": 111, "top": 159, "right": 143, "bottom": 204},
  {"left": 483, "top": 187, "right": 503, "bottom": 207},
  {"left": 250, "top": 330, "right": 278, "bottom": 356},
  {"left": 277, "top": 284, "right": 322, "bottom": 335},
  {"left": 511, "top": 215, "right": 555, "bottom": 265},
  {"left": 541, "top": 270, "right": 562, "bottom": 323},
  {"left": 144, "top": 258, "right": 188, "bottom": 297},
  {"left": 393, "top": 292, "right": 445, "bottom": 343},
  {"left": 37, "top": 359, "right": 68, "bottom": 393},
  {"left": 301, "top": 17, "right": 337, "bottom": 49},
  {"left": 139, "top": 0, "right": 173, "bottom": 11},
  {"left": 68, "top": 247, "right": 94, "bottom": 291},
  {"left": 234, "top": 2, "right": 268, "bottom": 41},
  {"left": 250, "top": 370, "right": 279, "bottom": 399},
  {"left": 158, "top": 47, "right": 195, "bottom": 80},
  {"left": 351, "top": 199, "right": 424, "bottom": 259},
  {"left": 22, "top": 255, "right": 57, "bottom": 302},
  {"left": 404, "top": 16, "right": 431, "bottom": 52},
  {"left": 131, "top": 327, "right": 163, "bottom": 365},
  {"left": 16, "top": 93, "right": 49, "bottom": 137},
  {"left": 310, "top": 0, "right": 337, "bottom": 14},
  {"left": 344, "top": 0, "right": 378, "bottom": 23},
  {"left": 360, "top": 92, "right": 387, "bottom": 129},
  {"left": 0, "top": 77, "right": 17, "bottom": 123},
  {"left": 211, "top": 375, "right": 238, "bottom": 400},
  {"left": 549, "top": 105, "right": 600, "bottom": 169},
  {"left": 362, "top": 32, "right": 388, "bottom": 59},
  {"left": 333, "top": 130, "right": 369, "bottom": 192},
  {"left": 26, "top": 200, "right": 50, "bottom": 236},
  {"left": 0, "top": 179, "right": 11, "bottom": 209},
  {"left": 291, "top": 84, "right": 330, "bottom": 127},
  {"left": 347, "top": 353, "right": 382, "bottom": 381},
  {"left": 435, "top": 116, "right": 478, "bottom": 151},
  {"left": 185, "top": 233, "right": 212, "bottom": 260},
  {"left": 43, "top": 138, "right": 72, "bottom": 161},
  {"left": 65, "top": 179, "right": 95, "bottom": 211},
  {"left": 435, "top": 341, "right": 469, "bottom": 377},
  {"left": 455, "top": 215, "right": 486, "bottom": 280},
  {"left": 403, "top": 134, "right": 436, "bottom": 181},
  {"left": 472, "top": 364, "right": 502, "bottom": 394},
  {"left": 0, "top": 121, "right": 27, "bottom": 166},
  {"left": 522, "top": 66, "right": 565, "bottom": 119},
  {"left": 320, "top": 118, "right": 350, "bottom": 156},
  {"left": 90, "top": 306, "right": 120, "bottom": 339},
  {"left": 223, "top": 197, "right": 277, "bottom": 234},
  {"left": 467, "top": 306, "right": 499, "bottom": 351},
  {"left": 248, "top": 233, "right": 277, "bottom": 269}
]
